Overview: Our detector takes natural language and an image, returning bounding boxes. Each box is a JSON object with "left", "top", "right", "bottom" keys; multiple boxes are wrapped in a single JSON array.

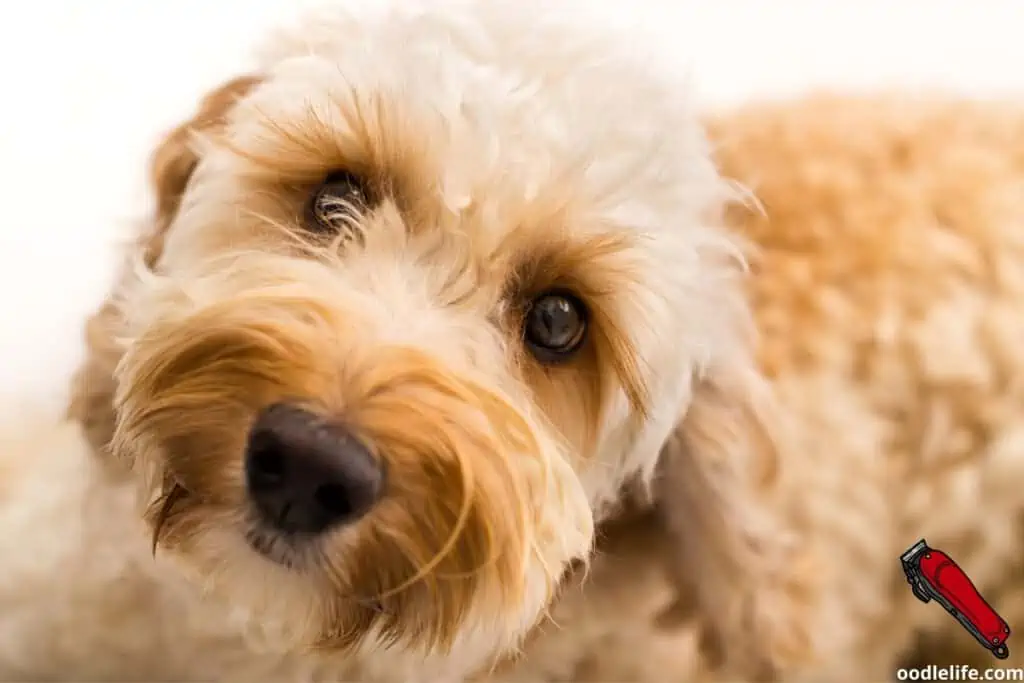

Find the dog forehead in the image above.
[{"left": 247, "top": 1, "right": 716, "bottom": 232}]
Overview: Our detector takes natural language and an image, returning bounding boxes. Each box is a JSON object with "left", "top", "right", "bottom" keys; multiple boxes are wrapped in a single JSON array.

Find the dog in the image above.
[
  {"left": 7, "top": 1, "right": 803, "bottom": 680},
  {"left": 3, "top": 0, "right": 1023, "bottom": 680}
]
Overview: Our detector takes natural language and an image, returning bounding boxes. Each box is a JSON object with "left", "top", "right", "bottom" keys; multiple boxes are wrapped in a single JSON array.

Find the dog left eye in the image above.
[
  {"left": 305, "top": 171, "right": 369, "bottom": 233},
  {"left": 523, "top": 291, "right": 588, "bottom": 361}
]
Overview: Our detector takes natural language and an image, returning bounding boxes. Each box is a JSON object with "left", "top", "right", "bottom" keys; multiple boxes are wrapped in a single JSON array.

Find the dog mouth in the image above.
[
  {"left": 244, "top": 521, "right": 394, "bottom": 617},
  {"left": 243, "top": 524, "right": 318, "bottom": 570}
]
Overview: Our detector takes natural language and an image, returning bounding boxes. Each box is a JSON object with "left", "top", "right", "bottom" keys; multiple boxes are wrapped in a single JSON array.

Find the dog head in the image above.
[{"left": 70, "top": 0, "right": 764, "bottom": 674}]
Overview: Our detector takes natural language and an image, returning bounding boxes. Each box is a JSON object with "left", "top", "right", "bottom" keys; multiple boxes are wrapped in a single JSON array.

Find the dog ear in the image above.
[
  {"left": 654, "top": 361, "right": 817, "bottom": 681},
  {"left": 67, "top": 75, "right": 262, "bottom": 469},
  {"left": 145, "top": 74, "right": 263, "bottom": 264}
]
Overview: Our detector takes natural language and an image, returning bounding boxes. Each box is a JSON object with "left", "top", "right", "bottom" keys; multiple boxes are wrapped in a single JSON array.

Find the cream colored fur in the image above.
[{"left": 2, "top": 1, "right": 1024, "bottom": 682}]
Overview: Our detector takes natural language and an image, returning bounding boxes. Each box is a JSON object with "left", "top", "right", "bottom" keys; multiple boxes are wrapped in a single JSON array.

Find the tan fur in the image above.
[
  {"left": 491, "top": 94, "right": 1024, "bottom": 682},
  {"left": 4, "top": 1, "right": 1024, "bottom": 680}
]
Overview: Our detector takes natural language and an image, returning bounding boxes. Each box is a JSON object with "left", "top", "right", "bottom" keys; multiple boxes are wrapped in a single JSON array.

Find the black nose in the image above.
[{"left": 244, "top": 403, "right": 384, "bottom": 535}]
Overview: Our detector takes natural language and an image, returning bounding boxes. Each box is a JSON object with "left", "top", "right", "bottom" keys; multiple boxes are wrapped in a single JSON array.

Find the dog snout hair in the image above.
[{"left": 109, "top": 249, "right": 593, "bottom": 653}]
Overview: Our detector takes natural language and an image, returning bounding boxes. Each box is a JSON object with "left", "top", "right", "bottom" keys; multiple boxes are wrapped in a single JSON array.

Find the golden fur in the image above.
[
  {"left": 492, "top": 94, "right": 1024, "bottom": 682},
  {"left": 2, "top": 1, "right": 1023, "bottom": 681}
]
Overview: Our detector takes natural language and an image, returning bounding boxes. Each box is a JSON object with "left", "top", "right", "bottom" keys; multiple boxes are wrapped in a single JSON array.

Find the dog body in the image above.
[
  {"left": 3, "top": 1, "right": 1024, "bottom": 680},
  {"left": 706, "top": 96, "right": 1024, "bottom": 679}
]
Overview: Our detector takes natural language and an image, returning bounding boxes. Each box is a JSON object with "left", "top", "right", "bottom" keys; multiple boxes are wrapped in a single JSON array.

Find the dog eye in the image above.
[
  {"left": 305, "top": 171, "right": 369, "bottom": 233},
  {"left": 523, "top": 291, "right": 587, "bottom": 361}
]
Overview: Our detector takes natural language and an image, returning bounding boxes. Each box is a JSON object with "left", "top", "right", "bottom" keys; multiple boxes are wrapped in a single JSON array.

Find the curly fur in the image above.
[
  {"left": 3, "top": 1, "right": 1024, "bottom": 681},
  {"left": 491, "top": 94, "right": 1024, "bottom": 682}
]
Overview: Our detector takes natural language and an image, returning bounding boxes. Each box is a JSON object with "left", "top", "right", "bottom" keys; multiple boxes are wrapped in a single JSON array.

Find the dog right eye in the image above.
[{"left": 305, "top": 171, "right": 370, "bottom": 233}]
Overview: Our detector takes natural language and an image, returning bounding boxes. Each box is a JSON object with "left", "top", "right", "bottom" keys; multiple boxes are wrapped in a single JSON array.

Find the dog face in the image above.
[{"left": 79, "top": 0, "right": 760, "bottom": 673}]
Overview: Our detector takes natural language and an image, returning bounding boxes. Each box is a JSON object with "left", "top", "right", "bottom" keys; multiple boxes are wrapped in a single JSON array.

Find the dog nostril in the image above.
[
  {"left": 314, "top": 483, "right": 355, "bottom": 519},
  {"left": 244, "top": 403, "right": 385, "bottom": 535},
  {"left": 249, "top": 448, "right": 285, "bottom": 484}
]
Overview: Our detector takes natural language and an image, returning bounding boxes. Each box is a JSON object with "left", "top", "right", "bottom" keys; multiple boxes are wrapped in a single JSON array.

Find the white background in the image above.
[{"left": 1, "top": 0, "right": 1023, "bottom": 413}]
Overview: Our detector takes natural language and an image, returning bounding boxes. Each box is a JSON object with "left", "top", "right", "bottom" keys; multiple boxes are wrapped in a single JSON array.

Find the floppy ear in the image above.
[
  {"left": 67, "top": 75, "right": 261, "bottom": 468},
  {"left": 654, "top": 361, "right": 817, "bottom": 681}
]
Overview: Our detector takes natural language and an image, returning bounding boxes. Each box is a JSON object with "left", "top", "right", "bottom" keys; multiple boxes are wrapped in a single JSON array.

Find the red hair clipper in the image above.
[{"left": 901, "top": 538, "right": 1011, "bottom": 659}]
